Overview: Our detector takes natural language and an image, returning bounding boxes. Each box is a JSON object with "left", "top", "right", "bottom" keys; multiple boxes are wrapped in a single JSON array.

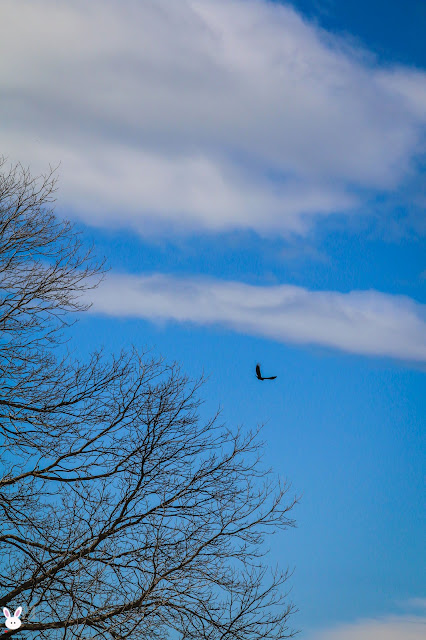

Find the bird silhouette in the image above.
[{"left": 256, "top": 363, "right": 277, "bottom": 380}]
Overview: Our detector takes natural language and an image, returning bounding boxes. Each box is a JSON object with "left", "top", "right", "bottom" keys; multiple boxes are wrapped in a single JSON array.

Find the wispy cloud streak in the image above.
[
  {"left": 307, "top": 613, "right": 426, "bottom": 640},
  {"left": 88, "top": 274, "right": 426, "bottom": 362}
]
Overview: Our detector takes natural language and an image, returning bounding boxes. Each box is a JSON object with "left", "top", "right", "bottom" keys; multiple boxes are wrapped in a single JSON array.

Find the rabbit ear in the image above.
[
  {"left": 3, "top": 608, "right": 10, "bottom": 618},
  {"left": 14, "top": 608, "right": 22, "bottom": 618}
]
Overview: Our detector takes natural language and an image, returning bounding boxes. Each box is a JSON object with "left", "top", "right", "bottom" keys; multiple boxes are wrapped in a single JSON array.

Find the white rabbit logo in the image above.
[{"left": 3, "top": 607, "right": 22, "bottom": 630}]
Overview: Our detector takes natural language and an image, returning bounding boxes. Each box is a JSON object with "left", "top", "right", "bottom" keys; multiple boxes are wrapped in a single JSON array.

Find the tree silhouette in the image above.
[{"left": 0, "top": 160, "right": 298, "bottom": 640}]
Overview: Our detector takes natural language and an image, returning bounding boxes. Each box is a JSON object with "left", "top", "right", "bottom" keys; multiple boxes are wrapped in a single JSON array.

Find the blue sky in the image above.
[{"left": 1, "top": 0, "right": 425, "bottom": 638}]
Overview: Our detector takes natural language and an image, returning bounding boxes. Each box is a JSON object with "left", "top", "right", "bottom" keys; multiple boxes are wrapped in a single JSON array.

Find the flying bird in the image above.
[{"left": 256, "top": 363, "right": 276, "bottom": 381}]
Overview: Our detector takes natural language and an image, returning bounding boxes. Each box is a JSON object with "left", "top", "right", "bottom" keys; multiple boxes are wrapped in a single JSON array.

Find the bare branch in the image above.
[{"left": 0, "top": 160, "right": 298, "bottom": 640}]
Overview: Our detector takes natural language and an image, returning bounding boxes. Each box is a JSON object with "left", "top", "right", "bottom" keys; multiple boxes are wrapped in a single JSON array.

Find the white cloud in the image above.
[
  {"left": 307, "top": 614, "right": 426, "bottom": 640},
  {"left": 0, "top": 0, "right": 425, "bottom": 236},
  {"left": 403, "top": 598, "right": 426, "bottom": 611},
  {"left": 87, "top": 273, "right": 426, "bottom": 362}
]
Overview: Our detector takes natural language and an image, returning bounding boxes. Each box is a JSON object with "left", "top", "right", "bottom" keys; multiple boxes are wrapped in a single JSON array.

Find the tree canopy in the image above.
[{"left": 0, "top": 160, "right": 298, "bottom": 640}]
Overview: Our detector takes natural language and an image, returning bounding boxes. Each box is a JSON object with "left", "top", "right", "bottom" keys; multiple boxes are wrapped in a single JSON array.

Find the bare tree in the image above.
[{"left": 0, "top": 160, "right": 298, "bottom": 640}]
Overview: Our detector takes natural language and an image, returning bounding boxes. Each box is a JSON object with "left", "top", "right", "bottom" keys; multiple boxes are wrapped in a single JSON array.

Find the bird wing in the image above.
[
  {"left": 266, "top": 376, "right": 277, "bottom": 380},
  {"left": 256, "top": 364, "right": 262, "bottom": 379}
]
